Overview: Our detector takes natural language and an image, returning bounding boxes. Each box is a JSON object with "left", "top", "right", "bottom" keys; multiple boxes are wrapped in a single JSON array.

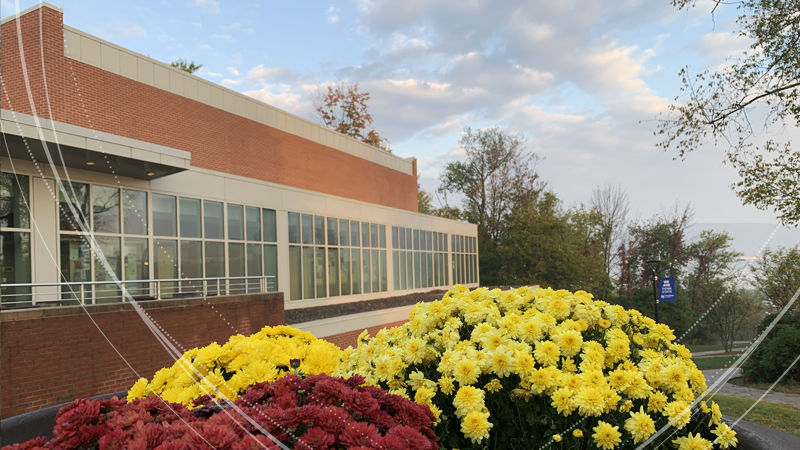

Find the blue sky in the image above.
[{"left": 2, "top": 0, "right": 793, "bottom": 229}]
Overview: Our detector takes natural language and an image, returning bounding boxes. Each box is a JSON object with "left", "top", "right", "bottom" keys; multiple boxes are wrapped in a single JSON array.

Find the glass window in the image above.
[
  {"left": 340, "top": 248, "right": 351, "bottom": 295},
  {"left": 288, "top": 212, "right": 300, "bottom": 243},
  {"left": 314, "top": 216, "right": 325, "bottom": 245},
  {"left": 123, "top": 238, "right": 149, "bottom": 298},
  {"left": 59, "top": 182, "right": 90, "bottom": 231},
  {"left": 247, "top": 243, "right": 262, "bottom": 276},
  {"left": 393, "top": 251, "right": 400, "bottom": 290},
  {"left": 302, "top": 247, "right": 315, "bottom": 299},
  {"left": 301, "top": 214, "right": 313, "bottom": 245},
  {"left": 227, "top": 204, "right": 244, "bottom": 240},
  {"left": 92, "top": 185, "right": 119, "bottom": 233},
  {"left": 413, "top": 229, "right": 420, "bottom": 250},
  {"left": 328, "top": 248, "right": 339, "bottom": 296},
  {"left": 122, "top": 189, "right": 147, "bottom": 235},
  {"left": 179, "top": 198, "right": 201, "bottom": 238},
  {"left": 350, "top": 220, "right": 359, "bottom": 247},
  {"left": 205, "top": 241, "right": 225, "bottom": 296},
  {"left": 59, "top": 235, "right": 90, "bottom": 303},
  {"left": 339, "top": 219, "right": 349, "bottom": 246},
  {"left": 0, "top": 232, "right": 31, "bottom": 306},
  {"left": 379, "top": 225, "right": 386, "bottom": 248},
  {"left": 0, "top": 172, "right": 30, "bottom": 229},
  {"left": 180, "top": 240, "right": 202, "bottom": 278},
  {"left": 370, "top": 223, "right": 378, "bottom": 248},
  {"left": 154, "top": 239, "right": 178, "bottom": 297},
  {"left": 392, "top": 227, "right": 398, "bottom": 249},
  {"left": 93, "top": 236, "right": 121, "bottom": 303},
  {"left": 327, "top": 217, "right": 338, "bottom": 245},
  {"left": 406, "top": 251, "right": 413, "bottom": 289},
  {"left": 380, "top": 250, "right": 387, "bottom": 291},
  {"left": 246, "top": 206, "right": 261, "bottom": 241},
  {"left": 152, "top": 194, "right": 177, "bottom": 237},
  {"left": 362, "top": 249, "right": 371, "bottom": 294},
  {"left": 361, "top": 222, "right": 369, "bottom": 247},
  {"left": 351, "top": 249, "right": 361, "bottom": 295},
  {"left": 315, "top": 247, "right": 326, "bottom": 297},
  {"left": 228, "top": 243, "right": 245, "bottom": 293},
  {"left": 262, "top": 209, "right": 277, "bottom": 242},
  {"left": 203, "top": 201, "right": 223, "bottom": 239},
  {"left": 398, "top": 227, "right": 406, "bottom": 249},
  {"left": 371, "top": 249, "right": 380, "bottom": 292},
  {"left": 263, "top": 244, "right": 278, "bottom": 291},
  {"left": 289, "top": 246, "right": 301, "bottom": 300}
]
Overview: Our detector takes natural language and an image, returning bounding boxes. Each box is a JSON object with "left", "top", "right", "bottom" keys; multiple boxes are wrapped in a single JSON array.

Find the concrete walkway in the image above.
[{"left": 703, "top": 369, "right": 800, "bottom": 409}]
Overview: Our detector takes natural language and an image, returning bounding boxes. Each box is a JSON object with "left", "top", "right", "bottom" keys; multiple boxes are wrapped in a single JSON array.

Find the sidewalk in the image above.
[{"left": 702, "top": 369, "right": 800, "bottom": 409}]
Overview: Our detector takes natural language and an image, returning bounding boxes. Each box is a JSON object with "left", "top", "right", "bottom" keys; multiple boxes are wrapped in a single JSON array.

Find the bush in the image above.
[
  {"left": 7, "top": 374, "right": 438, "bottom": 450},
  {"left": 336, "top": 285, "right": 737, "bottom": 449},
  {"left": 742, "top": 311, "right": 800, "bottom": 383},
  {"left": 127, "top": 325, "right": 342, "bottom": 407}
]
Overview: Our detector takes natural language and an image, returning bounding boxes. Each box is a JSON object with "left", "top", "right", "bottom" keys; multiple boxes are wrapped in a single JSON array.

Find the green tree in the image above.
[
  {"left": 313, "top": 82, "right": 388, "bottom": 150},
  {"left": 417, "top": 179, "right": 435, "bottom": 215},
  {"left": 590, "top": 183, "right": 630, "bottom": 289},
  {"left": 659, "top": 0, "right": 800, "bottom": 224},
  {"left": 752, "top": 245, "right": 800, "bottom": 310},
  {"left": 170, "top": 58, "right": 202, "bottom": 74}
]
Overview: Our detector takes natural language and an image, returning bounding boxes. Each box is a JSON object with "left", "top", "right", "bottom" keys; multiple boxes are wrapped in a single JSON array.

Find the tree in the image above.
[
  {"left": 590, "top": 184, "right": 630, "bottom": 286},
  {"left": 313, "top": 82, "right": 388, "bottom": 150},
  {"left": 170, "top": 58, "right": 202, "bottom": 74},
  {"left": 752, "top": 245, "right": 800, "bottom": 310},
  {"left": 417, "top": 179, "right": 435, "bottom": 215},
  {"left": 658, "top": 0, "right": 800, "bottom": 225}
]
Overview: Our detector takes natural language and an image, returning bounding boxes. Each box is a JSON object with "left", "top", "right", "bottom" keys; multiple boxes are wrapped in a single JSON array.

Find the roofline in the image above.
[{"left": 0, "top": 2, "right": 62, "bottom": 26}]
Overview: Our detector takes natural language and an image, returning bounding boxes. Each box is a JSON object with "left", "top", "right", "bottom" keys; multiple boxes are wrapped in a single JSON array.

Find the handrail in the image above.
[{"left": 1, "top": 275, "right": 275, "bottom": 287}]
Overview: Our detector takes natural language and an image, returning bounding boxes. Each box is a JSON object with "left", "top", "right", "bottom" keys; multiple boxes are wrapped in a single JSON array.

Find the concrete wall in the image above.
[{"left": 0, "top": 292, "right": 284, "bottom": 418}]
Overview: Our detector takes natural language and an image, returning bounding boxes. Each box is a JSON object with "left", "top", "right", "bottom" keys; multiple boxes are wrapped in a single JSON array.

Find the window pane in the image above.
[
  {"left": 247, "top": 243, "right": 262, "bottom": 276},
  {"left": 361, "top": 223, "right": 369, "bottom": 247},
  {"left": 59, "top": 182, "right": 90, "bottom": 231},
  {"left": 301, "top": 214, "right": 312, "bottom": 245},
  {"left": 370, "top": 223, "right": 378, "bottom": 248},
  {"left": 351, "top": 249, "right": 361, "bottom": 294},
  {"left": 339, "top": 219, "right": 349, "bottom": 246},
  {"left": 302, "top": 246, "right": 315, "bottom": 299},
  {"left": 380, "top": 250, "right": 387, "bottom": 292},
  {"left": 328, "top": 248, "right": 339, "bottom": 296},
  {"left": 406, "top": 251, "right": 413, "bottom": 290},
  {"left": 398, "top": 227, "right": 406, "bottom": 249},
  {"left": 350, "top": 221, "right": 359, "bottom": 247},
  {"left": 392, "top": 227, "right": 398, "bottom": 249},
  {"left": 92, "top": 186, "right": 120, "bottom": 233},
  {"left": 413, "top": 230, "right": 420, "bottom": 250},
  {"left": 262, "top": 209, "right": 277, "bottom": 242},
  {"left": 414, "top": 252, "right": 421, "bottom": 288},
  {"left": 0, "top": 172, "right": 30, "bottom": 229},
  {"left": 179, "top": 198, "right": 201, "bottom": 238},
  {"left": 122, "top": 189, "right": 147, "bottom": 235},
  {"left": 433, "top": 233, "right": 439, "bottom": 252},
  {"left": 362, "top": 249, "right": 371, "bottom": 293},
  {"left": 93, "top": 236, "right": 121, "bottom": 303},
  {"left": 288, "top": 212, "right": 300, "bottom": 243},
  {"left": 123, "top": 238, "right": 149, "bottom": 298},
  {"left": 154, "top": 239, "right": 178, "bottom": 297},
  {"left": 289, "top": 246, "right": 301, "bottom": 300},
  {"left": 228, "top": 243, "right": 245, "bottom": 293},
  {"left": 379, "top": 225, "right": 386, "bottom": 248},
  {"left": 314, "top": 216, "right": 325, "bottom": 245},
  {"left": 393, "top": 251, "right": 400, "bottom": 290},
  {"left": 203, "top": 201, "right": 224, "bottom": 239},
  {"left": 205, "top": 241, "right": 225, "bottom": 297},
  {"left": 327, "top": 217, "right": 338, "bottom": 245},
  {"left": 246, "top": 206, "right": 261, "bottom": 241},
  {"left": 340, "top": 248, "right": 350, "bottom": 295},
  {"left": 0, "top": 231, "right": 31, "bottom": 306},
  {"left": 227, "top": 204, "right": 244, "bottom": 240},
  {"left": 152, "top": 194, "right": 177, "bottom": 236},
  {"left": 315, "top": 247, "right": 326, "bottom": 297},
  {"left": 264, "top": 244, "right": 278, "bottom": 291},
  {"left": 59, "top": 235, "right": 90, "bottom": 303},
  {"left": 180, "top": 240, "right": 203, "bottom": 295},
  {"left": 372, "top": 249, "right": 380, "bottom": 292}
]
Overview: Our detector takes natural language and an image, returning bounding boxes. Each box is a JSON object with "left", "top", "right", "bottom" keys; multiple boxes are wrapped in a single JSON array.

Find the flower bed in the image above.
[
  {"left": 5, "top": 374, "right": 438, "bottom": 450},
  {"left": 336, "top": 286, "right": 738, "bottom": 449},
  {"left": 127, "top": 325, "right": 342, "bottom": 407}
]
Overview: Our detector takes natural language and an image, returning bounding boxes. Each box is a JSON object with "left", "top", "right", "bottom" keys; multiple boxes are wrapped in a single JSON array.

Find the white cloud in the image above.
[
  {"left": 187, "top": 0, "right": 221, "bottom": 14},
  {"left": 327, "top": 5, "right": 340, "bottom": 24},
  {"left": 210, "top": 33, "right": 235, "bottom": 42},
  {"left": 227, "top": 66, "right": 240, "bottom": 76}
]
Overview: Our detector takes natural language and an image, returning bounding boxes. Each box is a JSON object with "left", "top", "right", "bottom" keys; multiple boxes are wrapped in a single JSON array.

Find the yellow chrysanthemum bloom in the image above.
[
  {"left": 554, "top": 329, "right": 583, "bottom": 357},
  {"left": 624, "top": 407, "right": 656, "bottom": 444},
  {"left": 664, "top": 400, "right": 692, "bottom": 429},
  {"left": 453, "top": 358, "right": 481, "bottom": 386},
  {"left": 573, "top": 429, "right": 583, "bottom": 438},
  {"left": 673, "top": 432, "right": 712, "bottom": 450},
  {"left": 592, "top": 421, "right": 622, "bottom": 450},
  {"left": 453, "top": 385, "right": 486, "bottom": 417},
  {"left": 534, "top": 340, "right": 560, "bottom": 366},
  {"left": 461, "top": 410, "right": 493, "bottom": 444},
  {"left": 647, "top": 390, "right": 668, "bottom": 413},
  {"left": 712, "top": 422, "right": 738, "bottom": 449}
]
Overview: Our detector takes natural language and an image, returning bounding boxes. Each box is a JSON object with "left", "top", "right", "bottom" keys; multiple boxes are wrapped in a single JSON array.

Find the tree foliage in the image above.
[
  {"left": 659, "top": 0, "right": 800, "bottom": 224},
  {"left": 313, "top": 82, "right": 388, "bottom": 150},
  {"left": 170, "top": 58, "right": 202, "bottom": 74},
  {"left": 752, "top": 245, "right": 800, "bottom": 310},
  {"left": 590, "top": 183, "right": 630, "bottom": 285}
]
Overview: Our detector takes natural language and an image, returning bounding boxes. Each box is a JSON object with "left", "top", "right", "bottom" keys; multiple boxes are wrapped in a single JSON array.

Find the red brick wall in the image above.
[
  {"left": 323, "top": 320, "right": 408, "bottom": 349},
  {"left": 0, "top": 6, "right": 418, "bottom": 212},
  {"left": 0, "top": 293, "right": 283, "bottom": 418}
]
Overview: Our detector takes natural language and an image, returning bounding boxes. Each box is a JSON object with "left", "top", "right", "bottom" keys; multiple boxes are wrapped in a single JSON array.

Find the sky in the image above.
[{"left": 2, "top": 0, "right": 798, "bottom": 235}]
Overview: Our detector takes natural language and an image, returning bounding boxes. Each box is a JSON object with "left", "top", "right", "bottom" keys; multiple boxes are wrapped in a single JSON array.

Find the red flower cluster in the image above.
[{"left": 4, "top": 374, "right": 438, "bottom": 450}]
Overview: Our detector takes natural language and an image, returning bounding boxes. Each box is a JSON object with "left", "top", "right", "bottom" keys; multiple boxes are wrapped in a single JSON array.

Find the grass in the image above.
[
  {"left": 692, "top": 355, "right": 738, "bottom": 370},
  {"left": 687, "top": 342, "right": 748, "bottom": 353},
  {"left": 728, "top": 378, "right": 800, "bottom": 395},
  {"left": 709, "top": 394, "right": 800, "bottom": 438}
]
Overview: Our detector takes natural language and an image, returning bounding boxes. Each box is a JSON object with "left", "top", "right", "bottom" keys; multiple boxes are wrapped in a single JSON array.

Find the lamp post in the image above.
[{"left": 646, "top": 259, "right": 661, "bottom": 323}]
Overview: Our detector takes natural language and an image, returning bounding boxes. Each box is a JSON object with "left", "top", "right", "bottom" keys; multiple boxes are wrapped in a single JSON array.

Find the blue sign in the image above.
[{"left": 658, "top": 277, "right": 677, "bottom": 302}]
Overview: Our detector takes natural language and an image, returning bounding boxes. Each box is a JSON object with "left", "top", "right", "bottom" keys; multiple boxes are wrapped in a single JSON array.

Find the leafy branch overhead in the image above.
[
  {"left": 170, "top": 58, "right": 202, "bottom": 74},
  {"left": 313, "top": 82, "right": 389, "bottom": 151},
  {"left": 658, "top": 0, "right": 800, "bottom": 224}
]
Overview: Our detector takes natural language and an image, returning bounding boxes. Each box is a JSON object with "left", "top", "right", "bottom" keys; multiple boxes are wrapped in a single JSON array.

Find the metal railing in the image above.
[{"left": 0, "top": 276, "right": 277, "bottom": 309}]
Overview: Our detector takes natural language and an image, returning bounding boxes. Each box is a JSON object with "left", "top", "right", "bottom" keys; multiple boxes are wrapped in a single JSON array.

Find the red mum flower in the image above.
[
  {"left": 296, "top": 427, "right": 336, "bottom": 450},
  {"left": 339, "top": 422, "right": 382, "bottom": 449}
]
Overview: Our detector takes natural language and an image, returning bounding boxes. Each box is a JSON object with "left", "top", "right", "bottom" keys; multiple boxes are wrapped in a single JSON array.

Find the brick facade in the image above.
[
  {"left": 0, "top": 7, "right": 418, "bottom": 211},
  {"left": 0, "top": 293, "right": 284, "bottom": 418}
]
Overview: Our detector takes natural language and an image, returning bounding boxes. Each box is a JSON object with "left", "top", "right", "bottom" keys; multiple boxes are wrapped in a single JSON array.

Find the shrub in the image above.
[
  {"left": 742, "top": 311, "right": 800, "bottom": 383},
  {"left": 127, "top": 325, "right": 342, "bottom": 407},
  {"left": 7, "top": 374, "right": 438, "bottom": 450},
  {"left": 336, "top": 285, "right": 737, "bottom": 449}
]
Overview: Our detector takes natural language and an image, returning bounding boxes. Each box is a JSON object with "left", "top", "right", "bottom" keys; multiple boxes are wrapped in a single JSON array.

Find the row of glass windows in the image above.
[
  {"left": 452, "top": 234, "right": 478, "bottom": 284},
  {"left": 288, "top": 212, "right": 386, "bottom": 248},
  {"left": 58, "top": 181, "right": 277, "bottom": 242},
  {"left": 392, "top": 250, "right": 449, "bottom": 291},
  {"left": 1, "top": 172, "right": 32, "bottom": 306},
  {"left": 452, "top": 234, "right": 477, "bottom": 254},
  {"left": 288, "top": 246, "right": 388, "bottom": 300},
  {"left": 392, "top": 226, "right": 448, "bottom": 252}
]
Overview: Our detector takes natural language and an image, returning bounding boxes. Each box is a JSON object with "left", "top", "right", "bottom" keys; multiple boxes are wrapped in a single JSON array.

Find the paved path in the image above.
[
  {"left": 692, "top": 347, "right": 747, "bottom": 357},
  {"left": 702, "top": 369, "right": 800, "bottom": 409}
]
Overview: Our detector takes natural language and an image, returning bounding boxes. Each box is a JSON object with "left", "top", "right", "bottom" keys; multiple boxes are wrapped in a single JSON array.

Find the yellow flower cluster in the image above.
[
  {"left": 336, "top": 285, "right": 736, "bottom": 448},
  {"left": 127, "top": 325, "right": 342, "bottom": 407}
]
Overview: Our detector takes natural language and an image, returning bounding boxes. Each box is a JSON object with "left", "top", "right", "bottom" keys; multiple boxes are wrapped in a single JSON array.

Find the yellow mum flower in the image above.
[
  {"left": 453, "top": 358, "right": 481, "bottom": 386},
  {"left": 592, "top": 421, "right": 622, "bottom": 449},
  {"left": 664, "top": 400, "right": 692, "bottom": 429},
  {"left": 554, "top": 329, "right": 583, "bottom": 357},
  {"left": 453, "top": 386, "right": 486, "bottom": 417},
  {"left": 647, "top": 390, "right": 668, "bottom": 413},
  {"left": 710, "top": 401, "right": 722, "bottom": 426},
  {"left": 712, "top": 422, "right": 738, "bottom": 449},
  {"left": 673, "top": 432, "right": 712, "bottom": 450},
  {"left": 573, "top": 429, "right": 583, "bottom": 438},
  {"left": 624, "top": 407, "right": 656, "bottom": 444},
  {"left": 439, "top": 376, "right": 456, "bottom": 395},
  {"left": 575, "top": 386, "right": 606, "bottom": 416},
  {"left": 127, "top": 378, "right": 148, "bottom": 401},
  {"left": 461, "top": 410, "right": 493, "bottom": 444},
  {"left": 414, "top": 386, "right": 436, "bottom": 405},
  {"left": 552, "top": 434, "right": 562, "bottom": 442},
  {"left": 550, "top": 387, "right": 575, "bottom": 416},
  {"left": 484, "top": 378, "right": 503, "bottom": 393},
  {"left": 534, "top": 340, "right": 561, "bottom": 366}
]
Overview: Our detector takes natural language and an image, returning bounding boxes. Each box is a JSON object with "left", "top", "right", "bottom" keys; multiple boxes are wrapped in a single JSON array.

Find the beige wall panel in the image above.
[
  {"left": 31, "top": 176, "right": 59, "bottom": 304},
  {"left": 153, "top": 65, "right": 170, "bottom": 91},
  {"left": 100, "top": 44, "right": 119, "bottom": 74},
  {"left": 80, "top": 35, "right": 101, "bottom": 66},
  {"left": 169, "top": 70, "right": 184, "bottom": 96},
  {"left": 63, "top": 28, "right": 81, "bottom": 58},
  {"left": 118, "top": 52, "right": 137, "bottom": 79},
  {"left": 137, "top": 58, "right": 154, "bottom": 85},
  {"left": 196, "top": 82, "right": 211, "bottom": 104}
]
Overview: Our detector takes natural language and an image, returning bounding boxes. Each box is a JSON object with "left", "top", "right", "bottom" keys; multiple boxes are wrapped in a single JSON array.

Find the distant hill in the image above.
[{"left": 688, "top": 223, "right": 800, "bottom": 258}]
